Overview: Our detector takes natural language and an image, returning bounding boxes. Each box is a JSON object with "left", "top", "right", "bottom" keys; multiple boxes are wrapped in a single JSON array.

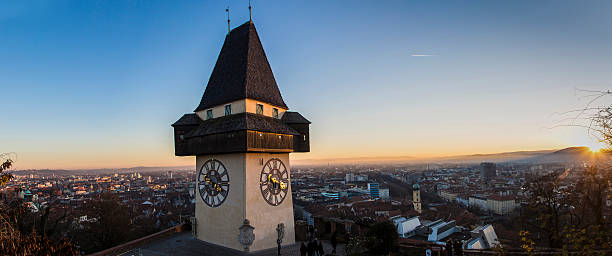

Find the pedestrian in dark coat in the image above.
[
  {"left": 307, "top": 239, "right": 316, "bottom": 256},
  {"left": 453, "top": 240, "right": 463, "bottom": 256},
  {"left": 330, "top": 231, "right": 337, "bottom": 254},
  {"left": 317, "top": 240, "right": 324, "bottom": 256},
  {"left": 445, "top": 238, "right": 454, "bottom": 256},
  {"left": 300, "top": 242, "right": 307, "bottom": 256}
]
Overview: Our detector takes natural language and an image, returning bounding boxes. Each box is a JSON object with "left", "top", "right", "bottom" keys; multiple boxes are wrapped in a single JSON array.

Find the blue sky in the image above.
[{"left": 2, "top": 0, "right": 612, "bottom": 169}]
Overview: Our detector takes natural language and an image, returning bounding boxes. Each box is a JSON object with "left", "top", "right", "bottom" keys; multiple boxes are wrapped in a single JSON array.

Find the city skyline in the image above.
[{"left": 2, "top": 0, "right": 612, "bottom": 169}]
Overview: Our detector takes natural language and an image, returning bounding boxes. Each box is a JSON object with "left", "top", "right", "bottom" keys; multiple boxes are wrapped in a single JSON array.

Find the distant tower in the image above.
[
  {"left": 480, "top": 162, "right": 496, "bottom": 185},
  {"left": 172, "top": 21, "right": 311, "bottom": 251},
  {"left": 413, "top": 183, "right": 422, "bottom": 214},
  {"left": 168, "top": 171, "right": 173, "bottom": 180}
]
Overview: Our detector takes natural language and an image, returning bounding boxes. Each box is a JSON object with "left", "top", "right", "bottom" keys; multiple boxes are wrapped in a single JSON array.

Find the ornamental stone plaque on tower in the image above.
[
  {"left": 238, "top": 219, "right": 255, "bottom": 252},
  {"left": 172, "top": 20, "right": 310, "bottom": 251}
]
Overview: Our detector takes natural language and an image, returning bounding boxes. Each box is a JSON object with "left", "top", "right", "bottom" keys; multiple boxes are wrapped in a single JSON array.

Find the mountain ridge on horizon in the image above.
[
  {"left": 13, "top": 165, "right": 194, "bottom": 175},
  {"left": 291, "top": 146, "right": 610, "bottom": 166},
  {"left": 291, "top": 148, "right": 561, "bottom": 166}
]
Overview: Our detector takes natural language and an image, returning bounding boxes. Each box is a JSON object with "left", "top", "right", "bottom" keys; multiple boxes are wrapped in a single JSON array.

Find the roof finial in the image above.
[
  {"left": 226, "top": 6, "right": 230, "bottom": 34},
  {"left": 248, "top": 0, "right": 252, "bottom": 22}
]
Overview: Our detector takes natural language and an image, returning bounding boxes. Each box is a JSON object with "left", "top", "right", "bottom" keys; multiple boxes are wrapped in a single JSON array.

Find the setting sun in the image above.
[{"left": 588, "top": 144, "right": 606, "bottom": 153}]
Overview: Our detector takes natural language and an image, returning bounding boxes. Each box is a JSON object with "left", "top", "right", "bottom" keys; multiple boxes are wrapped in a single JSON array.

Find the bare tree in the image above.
[
  {"left": 523, "top": 88, "right": 612, "bottom": 254},
  {"left": 522, "top": 173, "right": 571, "bottom": 248},
  {"left": 0, "top": 153, "right": 78, "bottom": 255},
  {"left": 551, "top": 88, "right": 612, "bottom": 149}
]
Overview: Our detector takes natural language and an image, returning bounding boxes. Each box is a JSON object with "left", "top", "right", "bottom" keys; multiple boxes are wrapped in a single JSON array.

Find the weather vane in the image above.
[
  {"left": 249, "top": 0, "right": 252, "bottom": 21},
  {"left": 226, "top": 5, "right": 231, "bottom": 33}
]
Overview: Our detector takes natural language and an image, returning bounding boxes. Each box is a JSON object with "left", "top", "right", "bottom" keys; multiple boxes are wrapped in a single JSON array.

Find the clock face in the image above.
[
  {"left": 259, "top": 158, "right": 289, "bottom": 206},
  {"left": 198, "top": 159, "right": 230, "bottom": 207}
]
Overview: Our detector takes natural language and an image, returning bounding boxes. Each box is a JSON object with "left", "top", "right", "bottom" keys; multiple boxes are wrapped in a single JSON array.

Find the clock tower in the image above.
[{"left": 172, "top": 21, "right": 310, "bottom": 252}]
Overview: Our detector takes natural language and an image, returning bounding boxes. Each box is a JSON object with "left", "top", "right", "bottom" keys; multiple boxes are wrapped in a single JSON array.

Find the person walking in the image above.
[
  {"left": 330, "top": 231, "right": 338, "bottom": 255},
  {"left": 453, "top": 240, "right": 463, "bottom": 256},
  {"left": 307, "top": 239, "right": 316, "bottom": 256},
  {"left": 307, "top": 225, "right": 314, "bottom": 241},
  {"left": 300, "top": 242, "right": 307, "bottom": 256},
  {"left": 312, "top": 239, "right": 320, "bottom": 256},
  {"left": 317, "top": 240, "right": 324, "bottom": 256},
  {"left": 445, "top": 238, "right": 454, "bottom": 256}
]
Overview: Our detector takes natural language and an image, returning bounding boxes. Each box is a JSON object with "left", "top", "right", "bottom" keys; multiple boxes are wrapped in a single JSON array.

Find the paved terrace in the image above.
[{"left": 89, "top": 225, "right": 345, "bottom": 256}]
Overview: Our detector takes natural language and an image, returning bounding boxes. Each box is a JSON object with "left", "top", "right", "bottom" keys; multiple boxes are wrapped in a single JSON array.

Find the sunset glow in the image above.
[
  {"left": 588, "top": 144, "right": 605, "bottom": 153},
  {"left": 2, "top": 2, "right": 612, "bottom": 255},
  {"left": 2, "top": 1, "right": 612, "bottom": 170}
]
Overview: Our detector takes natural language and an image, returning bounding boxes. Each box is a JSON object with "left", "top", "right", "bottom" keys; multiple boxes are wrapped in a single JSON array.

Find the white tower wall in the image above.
[{"left": 195, "top": 153, "right": 295, "bottom": 252}]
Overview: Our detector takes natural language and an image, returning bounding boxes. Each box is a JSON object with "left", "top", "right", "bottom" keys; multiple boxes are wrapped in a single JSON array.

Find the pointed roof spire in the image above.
[
  {"left": 249, "top": 0, "right": 252, "bottom": 21},
  {"left": 225, "top": 6, "right": 230, "bottom": 34},
  {"left": 195, "top": 21, "right": 288, "bottom": 111}
]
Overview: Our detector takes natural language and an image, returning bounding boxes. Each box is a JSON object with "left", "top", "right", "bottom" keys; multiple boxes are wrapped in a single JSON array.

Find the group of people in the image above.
[
  {"left": 444, "top": 238, "right": 464, "bottom": 256},
  {"left": 300, "top": 239, "right": 324, "bottom": 256},
  {"left": 299, "top": 226, "right": 338, "bottom": 256}
]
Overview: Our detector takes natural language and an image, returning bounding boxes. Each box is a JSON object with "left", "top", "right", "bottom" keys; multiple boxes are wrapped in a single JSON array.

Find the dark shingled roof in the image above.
[
  {"left": 281, "top": 111, "right": 311, "bottom": 124},
  {"left": 184, "top": 112, "right": 299, "bottom": 138},
  {"left": 194, "top": 21, "right": 288, "bottom": 111},
  {"left": 171, "top": 114, "right": 201, "bottom": 126}
]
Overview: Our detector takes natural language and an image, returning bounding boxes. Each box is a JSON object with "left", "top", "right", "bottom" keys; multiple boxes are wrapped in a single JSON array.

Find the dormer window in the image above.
[
  {"left": 206, "top": 109, "right": 213, "bottom": 120},
  {"left": 256, "top": 104, "right": 264, "bottom": 115},
  {"left": 273, "top": 108, "right": 279, "bottom": 119},
  {"left": 224, "top": 104, "right": 232, "bottom": 116}
]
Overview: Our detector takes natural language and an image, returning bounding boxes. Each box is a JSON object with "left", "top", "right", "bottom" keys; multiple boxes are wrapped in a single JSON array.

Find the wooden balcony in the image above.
[
  {"left": 174, "top": 130, "right": 294, "bottom": 156},
  {"left": 246, "top": 131, "right": 293, "bottom": 152}
]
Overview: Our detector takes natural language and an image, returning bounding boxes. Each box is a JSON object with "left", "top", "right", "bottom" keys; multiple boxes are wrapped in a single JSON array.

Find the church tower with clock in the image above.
[
  {"left": 413, "top": 183, "right": 422, "bottom": 214},
  {"left": 172, "top": 20, "right": 310, "bottom": 252}
]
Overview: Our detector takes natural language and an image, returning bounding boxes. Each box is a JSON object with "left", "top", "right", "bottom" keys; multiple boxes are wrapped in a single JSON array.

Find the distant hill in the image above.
[
  {"left": 513, "top": 146, "right": 611, "bottom": 164},
  {"left": 292, "top": 149, "right": 558, "bottom": 166},
  {"left": 13, "top": 165, "right": 193, "bottom": 176},
  {"left": 425, "top": 150, "right": 557, "bottom": 164},
  {"left": 293, "top": 147, "right": 611, "bottom": 166}
]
